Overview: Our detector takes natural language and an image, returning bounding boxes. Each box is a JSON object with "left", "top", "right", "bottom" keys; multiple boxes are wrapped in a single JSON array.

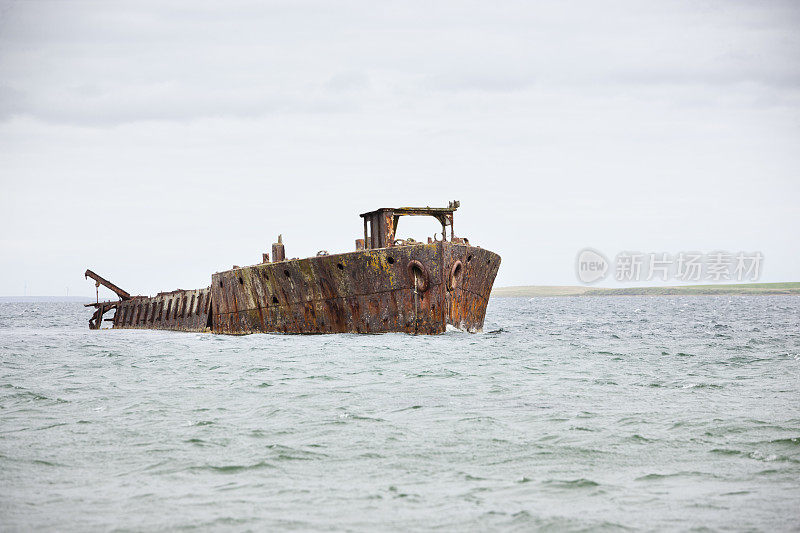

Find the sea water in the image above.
[{"left": 1, "top": 297, "right": 799, "bottom": 530}]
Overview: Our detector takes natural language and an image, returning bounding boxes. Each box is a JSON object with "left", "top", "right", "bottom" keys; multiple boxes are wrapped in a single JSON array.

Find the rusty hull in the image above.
[
  {"left": 211, "top": 241, "right": 499, "bottom": 335},
  {"left": 85, "top": 201, "right": 501, "bottom": 335}
]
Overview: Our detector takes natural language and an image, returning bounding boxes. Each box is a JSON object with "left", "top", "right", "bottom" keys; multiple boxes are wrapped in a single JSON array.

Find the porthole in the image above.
[{"left": 448, "top": 260, "right": 463, "bottom": 291}]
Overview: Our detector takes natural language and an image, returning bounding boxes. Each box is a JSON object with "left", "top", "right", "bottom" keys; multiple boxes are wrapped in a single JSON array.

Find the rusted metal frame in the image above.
[
  {"left": 89, "top": 305, "right": 103, "bottom": 329},
  {"left": 84, "top": 269, "right": 131, "bottom": 300},
  {"left": 388, "top": 211, "right": 395, "bottom": 247},
  {"left": 372, "top": 213, "right": 379, "bottom": 249},
  {"left": 361, "top": 209, "right": 400, "bottom": 249},
  {"left": 364, "top": 213, "right": 373, "bottom": 249},
  {"left": 380, "top": 207, "right": 457, "bottom": 217},
  {"left": 447, "top": 213, "right": 454, "bottom": 240},
  {"left": 84, "top": 299, "right": 118, "bottom": 308},
  {"left": 109, "top": 288, "right": 210, "bottom": 332},
  {"left": 377, "top": 210, "right": 453, "bottom": 244},
  {"left": 391, "top": 215, "right": 401, "bottom": 243},
  {"left": 380, "top": 211, "right": 391, "bottom": 248}
]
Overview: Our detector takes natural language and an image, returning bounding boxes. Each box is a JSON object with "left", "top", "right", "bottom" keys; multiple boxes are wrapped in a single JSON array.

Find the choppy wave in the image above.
[{"left": 1, "top": 296, "right": 799, "bottom": 530}]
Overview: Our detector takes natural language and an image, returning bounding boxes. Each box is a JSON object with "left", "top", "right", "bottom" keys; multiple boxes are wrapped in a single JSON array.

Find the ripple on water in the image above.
[
  {"left": 1, "top": 297, "right": 799, "bottom": 530},
  {"left": 191, "top": 461, "right": 277, "bottom": 474}
]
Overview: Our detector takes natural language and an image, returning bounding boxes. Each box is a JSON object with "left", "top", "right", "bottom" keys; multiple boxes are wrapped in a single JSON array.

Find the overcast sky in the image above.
[{"left": 1, "top": 0, "right": 798, "bottom": 297}]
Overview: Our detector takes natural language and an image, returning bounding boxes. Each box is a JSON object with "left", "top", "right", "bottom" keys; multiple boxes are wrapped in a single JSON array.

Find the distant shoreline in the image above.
[{"left": 492, "top": 282, "right": 800, "bottom": 297}]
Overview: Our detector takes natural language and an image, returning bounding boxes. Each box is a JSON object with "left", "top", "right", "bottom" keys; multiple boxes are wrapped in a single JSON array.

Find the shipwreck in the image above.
[{"left": 85, "top": 201, "right": 500, "bottom": 335}]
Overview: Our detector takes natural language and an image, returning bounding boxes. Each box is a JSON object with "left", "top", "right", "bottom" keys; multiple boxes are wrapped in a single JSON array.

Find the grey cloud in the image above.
[
  {"left": 326, "top": 71, "right": 371, "bottom": 92},
  {"left": 0, "top": 82, "right": 363, "bottom": 126},
  {"left": 0, "top": 85, "right": 28, "bottom": 120},
  {"left": 1, "top": 0, "right": 798, "bottom": 126}
]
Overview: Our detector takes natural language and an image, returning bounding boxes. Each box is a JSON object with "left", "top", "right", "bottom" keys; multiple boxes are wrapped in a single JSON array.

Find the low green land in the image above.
[{"left": 492, "top": 282, "right": 800, "bottom": 297}]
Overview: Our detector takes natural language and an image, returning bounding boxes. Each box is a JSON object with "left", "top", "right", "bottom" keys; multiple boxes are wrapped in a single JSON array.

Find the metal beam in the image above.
[{"left": 84, "top": 269, "right": 131, "bottom": 300}]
